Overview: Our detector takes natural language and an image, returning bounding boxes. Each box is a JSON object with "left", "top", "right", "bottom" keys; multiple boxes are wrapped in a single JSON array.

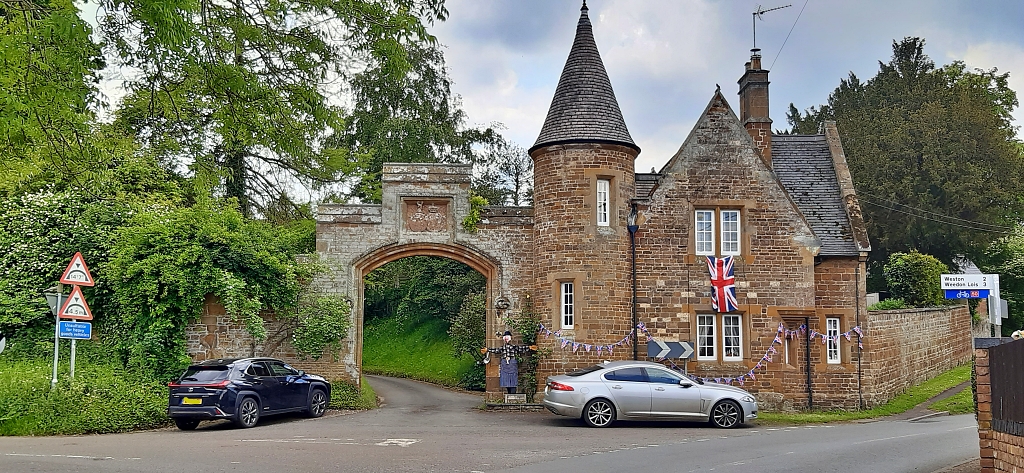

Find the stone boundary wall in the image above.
[
  {"left": 975, "top": 339, "right": 1024, "bottom": 472},
  {"left": 861, "top": 305, "right": 972, "bottom": 406},
  {"left": 185, "top": 295, "right": 351, "bottom": 381}
]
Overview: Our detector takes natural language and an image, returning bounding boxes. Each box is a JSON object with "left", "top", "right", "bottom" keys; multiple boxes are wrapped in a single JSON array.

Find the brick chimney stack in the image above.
[{"left": 738, "top": 48, "right": 772, "bottom": 167}]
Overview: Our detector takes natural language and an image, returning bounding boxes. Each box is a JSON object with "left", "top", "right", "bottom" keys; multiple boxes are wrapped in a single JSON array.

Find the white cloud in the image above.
[{"left": 953, "top": 42, "right": 1024, "bottom": 132}]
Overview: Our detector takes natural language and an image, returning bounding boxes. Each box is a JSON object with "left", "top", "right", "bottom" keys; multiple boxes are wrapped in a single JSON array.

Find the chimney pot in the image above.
[{"left": 738, "top": 49, "right": 772, "bottom": 167}]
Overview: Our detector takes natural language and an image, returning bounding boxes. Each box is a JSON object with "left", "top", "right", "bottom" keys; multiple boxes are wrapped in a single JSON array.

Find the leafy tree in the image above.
[
  {"left": 0, "top": 149, "right": 180, "bottom": 347},
  {"left": 334, "top": 42, "right": 498, "bottom": 202},
  {"left": 100, "top": 0, "right": 451, "bottom": 215},
  {"left": 787, "top": 38, "right": 1024, "bottom": 287},
  {"left": 472, "top": 139, "right": 533, "bottom": 206},
  {"left": 363, "top": 256, "right": 486, "bottom": 324},
  {"left": 0, "top": 0, "right": 105, "bottom": 192},
  {"left": 882, "top": 251, "right": 948, "bottom": 307},
  {"left": 981, "top": 232, "right": 1024, "bottom": 335},
  {"left": 448, "top": 292, "right": 485, "bottom": 390}
]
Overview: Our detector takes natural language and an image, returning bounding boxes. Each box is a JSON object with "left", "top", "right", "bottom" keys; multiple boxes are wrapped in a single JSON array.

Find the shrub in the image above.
[
  {"left": 0, "top": 358, "right": 169, "bottom": 435},
  {"left": 883, "top": 251, "right": 948, "bottom": 307},
  {"left": 868, "top": 298, "right": 907, "bottom": 310}
]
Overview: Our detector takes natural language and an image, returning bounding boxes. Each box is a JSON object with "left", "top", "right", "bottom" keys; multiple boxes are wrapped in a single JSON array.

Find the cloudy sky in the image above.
[{"left": 428, "top": 0, "right": 1024, "bottom": 173}]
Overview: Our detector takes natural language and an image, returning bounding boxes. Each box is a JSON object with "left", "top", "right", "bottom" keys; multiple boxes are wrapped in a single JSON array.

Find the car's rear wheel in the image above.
[
  {"left": 306, "top": 388, "right": 327, "bottom": 418},
  {"left": 174, "top": 418, "right": 200, "bottom": 431},
  {"left": 582, "top": 398, "right": 615, "bottom": 428},
  {"left": 233, "top": 397, "right": 260, "bottom": 428},
  {"left": 710, "top": 400, "right": 741, "bottom": 428}
]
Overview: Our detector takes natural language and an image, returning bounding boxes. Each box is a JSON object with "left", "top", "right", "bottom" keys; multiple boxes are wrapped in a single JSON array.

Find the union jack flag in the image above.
[{"left": 706, "top": 255, "right": 738, "bottom": 313}]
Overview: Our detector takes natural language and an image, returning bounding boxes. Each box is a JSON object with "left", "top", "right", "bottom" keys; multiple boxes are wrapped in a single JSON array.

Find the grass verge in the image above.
[
  {"left": 330, "top": 376, "right": 378, "bottom": 410},
  {"left": 757, "top": 363, "right": 972, "bottom": 424},
  {"left": 361, "top": 315, "right": 476, "bottom": 387},
  {"left": 929, "top": 386, "right": 974, "bottom": 415},
  {"left": 0, "top": 358, "right": 170, "bottom": 435}
]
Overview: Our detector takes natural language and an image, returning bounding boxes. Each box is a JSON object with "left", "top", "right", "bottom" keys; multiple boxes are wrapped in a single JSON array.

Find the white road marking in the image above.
[
  {"left": 5, "top": 453, "right": 140, "bottom": 461},
  {"left": 375, "top": 438, "right": 420, "bottom": 447}
]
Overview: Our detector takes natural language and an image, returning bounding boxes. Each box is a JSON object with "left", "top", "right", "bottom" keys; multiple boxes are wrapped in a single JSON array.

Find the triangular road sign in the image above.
[
  {"left": 59, "top": 252, "right": 95, "bottom": 287},
  {"left": 58, "top": 286, "right": 93, "bottom": 320}
]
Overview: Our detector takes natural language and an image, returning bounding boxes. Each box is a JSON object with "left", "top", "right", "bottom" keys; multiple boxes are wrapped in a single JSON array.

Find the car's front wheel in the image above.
[
  {"left": 233, "top": 397, "right": 260, "bottom": 428},
  {"left": 174, "top": 418, "right": 200, "bottom": 431},
  {"left": 307, "top": 388, "right": 327, "bottom": 418},
  {"left": 710, "top": 400, "right": 741, "bottom": 428},
  {"left": 582, "top": 398, "right": 615, "bottom": 428}
]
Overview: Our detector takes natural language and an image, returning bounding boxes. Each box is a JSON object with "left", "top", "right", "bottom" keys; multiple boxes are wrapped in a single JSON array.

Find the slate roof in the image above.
[
  {"left": 530, "top": 3, "right": 639, "bottom": 154},
  {"left": 634, "top": 173, "right": 660, "bottom": 198},
  {"left": 772, "top": 134, "right": 861, "bottom": 256}
]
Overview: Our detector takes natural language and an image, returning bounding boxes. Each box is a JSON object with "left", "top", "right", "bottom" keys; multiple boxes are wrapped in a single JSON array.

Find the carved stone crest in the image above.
[{"left": 405, "top": 200, "right": 449, "bottom": 232}]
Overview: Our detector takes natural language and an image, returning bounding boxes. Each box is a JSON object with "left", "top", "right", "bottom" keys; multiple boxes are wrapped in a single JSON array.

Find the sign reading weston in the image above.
[{"left": 940, "top": 274, "right": 993, "bottom": 290}]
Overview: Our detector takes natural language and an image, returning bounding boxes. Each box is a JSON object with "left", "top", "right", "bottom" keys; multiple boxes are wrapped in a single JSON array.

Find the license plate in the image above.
[{"left": 181, "top": 397, "right": 202, "bottom": 405}]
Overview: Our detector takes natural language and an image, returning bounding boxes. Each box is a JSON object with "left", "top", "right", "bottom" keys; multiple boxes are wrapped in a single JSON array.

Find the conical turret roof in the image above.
[{"left": 530, "top": 2, "right": 639, "bottom": 154}]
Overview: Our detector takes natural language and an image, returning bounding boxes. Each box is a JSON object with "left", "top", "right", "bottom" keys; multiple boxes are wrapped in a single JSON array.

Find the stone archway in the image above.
[
  {"left": 314, "top": 163, "right": 535, "bottom": 391},
  {"left": 351, "top": 242, "right": 500, "bottom": 380}
]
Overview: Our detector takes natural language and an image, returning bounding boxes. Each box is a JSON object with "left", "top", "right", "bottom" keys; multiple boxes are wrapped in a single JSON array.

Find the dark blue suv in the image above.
[{"left": 167, "top": 357, "right": 331, "bottom": 430}]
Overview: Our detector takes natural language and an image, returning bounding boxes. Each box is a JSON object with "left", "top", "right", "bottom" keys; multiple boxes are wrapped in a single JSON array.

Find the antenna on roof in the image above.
[{"left": 752, "top": 4, "right": 792, "bottom": 50}]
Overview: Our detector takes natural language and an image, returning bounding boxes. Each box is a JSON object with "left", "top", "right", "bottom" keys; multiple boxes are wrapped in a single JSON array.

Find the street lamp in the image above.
[{"left": 627, "top": 204, "right": 640, "bottom": 361}]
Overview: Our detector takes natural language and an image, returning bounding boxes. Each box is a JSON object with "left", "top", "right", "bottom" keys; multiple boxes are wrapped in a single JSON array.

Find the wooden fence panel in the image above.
[{"left": 990, "top": 340, "right": 1024, "bottom": 435}]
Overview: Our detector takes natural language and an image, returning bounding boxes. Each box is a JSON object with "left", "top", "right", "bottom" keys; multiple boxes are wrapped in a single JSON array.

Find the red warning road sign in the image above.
[
  {"left": 58, "top": 285, "right": 93, "bottom": 320},
  {"left": 59, "top": 252, "right": 94, "bottom": 286}
]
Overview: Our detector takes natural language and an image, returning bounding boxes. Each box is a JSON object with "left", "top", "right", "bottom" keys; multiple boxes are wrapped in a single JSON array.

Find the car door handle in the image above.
[
  {"left": 612, "top": 385, "right": 623, "bottom": 389},
  {"left": 654, "top": 387, "right": 665, "bottom": 391}
]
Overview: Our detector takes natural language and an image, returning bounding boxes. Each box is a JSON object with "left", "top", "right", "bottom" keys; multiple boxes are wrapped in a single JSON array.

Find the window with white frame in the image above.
[
  {"left": 720, "top": 210, "right": 740, "bottom": 255},
  {"left": 596, "top": 179, "right": 610, "bottom": 226},
  {"left": 697, "top": 314, "right": 716, "bottom": 360},
  {"left": 826, "top": 317, "right": 841, "bottom": 364},
  {"left": 695, "top": 210, "right": 714, "bottom": 255},
  {"left": 722, "top": 314, "right": 743, "bottom": 360},
  {"left": 698, "top": 313, "right": 746, "bottom": 362},
  {"left": 695, "top": 209, "right": 741, "bottom": 256},
  {"left": 561, "top": 282, "right": 575, "bottom": 329}
]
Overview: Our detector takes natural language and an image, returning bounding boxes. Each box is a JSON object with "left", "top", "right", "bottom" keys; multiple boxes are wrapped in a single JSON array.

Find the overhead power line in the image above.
[
  {"left": 857, "top": 196, "right": 1016, "bottom": 235},
  {"left": 857, "top": 192, "right": 1013, "bottom": 231}
]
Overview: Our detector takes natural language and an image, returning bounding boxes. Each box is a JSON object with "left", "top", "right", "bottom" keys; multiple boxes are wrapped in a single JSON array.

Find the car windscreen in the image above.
[
  {"left": 566, "top": 365, "right": 605, "bottom": 377},
  {"left": 180, "top": 366, "right": 229, "bottom": 382}
]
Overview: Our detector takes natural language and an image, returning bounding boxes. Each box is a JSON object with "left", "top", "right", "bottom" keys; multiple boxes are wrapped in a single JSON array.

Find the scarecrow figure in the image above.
[{"left": 481, "top": 330, "right": 536, "bottom": 394}]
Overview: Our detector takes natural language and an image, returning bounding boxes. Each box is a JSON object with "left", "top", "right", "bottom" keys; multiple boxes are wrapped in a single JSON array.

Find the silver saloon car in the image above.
[{"left": 542, "top": 360, "right": 757, "bottom": 428}]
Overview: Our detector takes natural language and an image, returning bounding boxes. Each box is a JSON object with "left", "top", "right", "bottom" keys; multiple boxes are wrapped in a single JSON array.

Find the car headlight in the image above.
[{"left": 741, "top": 395, "right": 756, "bottom": 404}]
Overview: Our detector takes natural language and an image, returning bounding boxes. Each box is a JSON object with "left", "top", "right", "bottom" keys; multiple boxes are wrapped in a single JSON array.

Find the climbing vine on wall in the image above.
[{"left": 108, "top": 202, "right": 346, "bottom": 380}]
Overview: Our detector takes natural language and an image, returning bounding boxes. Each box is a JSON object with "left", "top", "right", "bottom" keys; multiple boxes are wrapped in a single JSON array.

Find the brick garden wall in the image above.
[{"left": 861, "top": 306, "right": 972, "bottom": 406}]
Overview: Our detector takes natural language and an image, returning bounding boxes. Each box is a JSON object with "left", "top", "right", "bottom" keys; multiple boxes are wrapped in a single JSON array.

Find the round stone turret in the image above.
[{"left": 530, "top": 2, "right": 639, "bottom": 367}]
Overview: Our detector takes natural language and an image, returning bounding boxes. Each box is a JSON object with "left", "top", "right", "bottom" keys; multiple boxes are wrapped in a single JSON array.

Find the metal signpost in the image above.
[{"left": 46, "top": 252, "right": 95, "bottom": 388}]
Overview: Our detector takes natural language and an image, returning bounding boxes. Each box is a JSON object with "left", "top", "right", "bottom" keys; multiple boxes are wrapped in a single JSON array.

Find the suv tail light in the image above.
[
  {"left": 548, "top": 381, "right": 574, "bottom": 391},
  {"left": 168, "top": 380, "right": 232, "bottom": 389}
]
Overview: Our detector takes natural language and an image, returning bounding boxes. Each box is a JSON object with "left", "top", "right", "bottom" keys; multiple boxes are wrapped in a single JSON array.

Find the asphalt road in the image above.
[{"left": 0, "top": 375, "right": 980, "bottom": 472}]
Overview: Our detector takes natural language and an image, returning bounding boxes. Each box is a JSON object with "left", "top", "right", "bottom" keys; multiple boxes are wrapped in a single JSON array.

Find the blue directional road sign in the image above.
[
  {"left": 58, "top": 321, "right": 91, "bottom": 340},
  {"left": 944, "top": 289, "right": 990, "bottom": 299},
  {"left": 647, "top": 340, "right": 695, "bottom": 359}
]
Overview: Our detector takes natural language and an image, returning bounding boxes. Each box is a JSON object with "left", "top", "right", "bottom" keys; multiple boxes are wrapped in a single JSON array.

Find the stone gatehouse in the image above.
[{"left": 189, "top": 2, "right": 972, "bottom": 409}]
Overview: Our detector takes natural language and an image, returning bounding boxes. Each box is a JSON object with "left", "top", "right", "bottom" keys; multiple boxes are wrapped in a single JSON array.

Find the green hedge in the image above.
[
  {"left": 883, "top": 251, "right": 949, "bottom": 307},
  {"left": 0, "top": 358, "right": 169, "bottom": 435}
]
